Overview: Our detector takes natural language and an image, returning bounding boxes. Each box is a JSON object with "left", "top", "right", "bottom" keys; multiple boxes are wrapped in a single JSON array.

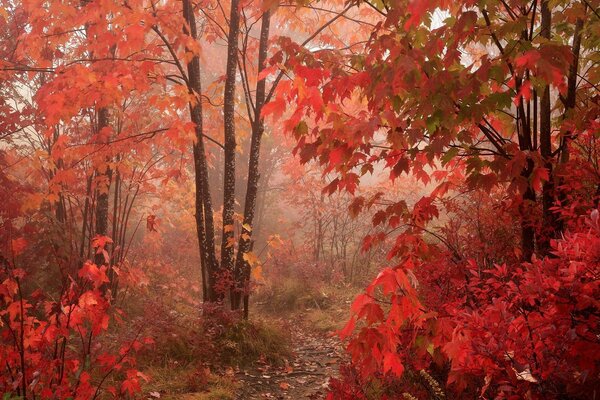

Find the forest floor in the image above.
[
  {"left": 234, "top": 313, "right": 345, "bottom": 399},
  {"left": 141, "top": 286, "right": 355, "bottom": 400}
]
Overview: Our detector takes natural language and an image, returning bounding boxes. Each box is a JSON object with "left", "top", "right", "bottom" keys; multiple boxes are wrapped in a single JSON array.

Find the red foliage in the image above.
[
  {"left": 0, "top": 254, "right": 150, "bottom": 399},
  {"left": 267, "top": 0, "right": 599, "bottom": 397},
  {"left": 330, "top": 211, "right": 600, "bottom": 399}
]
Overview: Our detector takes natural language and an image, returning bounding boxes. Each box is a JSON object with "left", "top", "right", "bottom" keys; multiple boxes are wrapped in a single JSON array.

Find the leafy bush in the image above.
[
  {"left": 331, "top": 210, "right": 600, "bottom": 399},
  {"left": 0, "top": 255, "right": 150, "bottom": 399}
]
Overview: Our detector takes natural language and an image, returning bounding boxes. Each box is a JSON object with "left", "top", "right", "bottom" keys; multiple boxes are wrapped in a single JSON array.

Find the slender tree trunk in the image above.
[
  {"left": 79, "top": 174, "right": 93, "bottom": 260},
  {"left": 554, "top": 16, "right": 584, "bottom": 231},
  {"left": 109, "top": 167, "right": 120, "bottom": 292},
  {"left": 538, "top": 0, "right": 554, "bottom": 256},
  {"left": 232, "top": 10, "right": 271, "bottom": 312},
  {"left": 520, "top": 163, "right": 536, "bottom": 262},
  {"left": 515, "top": 69, "right": 535, "bottom": 261},
  {"left": 516, "top": 95, "right": 535, "bottom": 262},
  {"left": 221, "top": 0, "right": 242, "bottom": 286},
  {"left": 94, "top": 107, "right": 112, "bottom": 268},
  {"left": 182, "top": 0, "right": 220, "bottom": 301}
]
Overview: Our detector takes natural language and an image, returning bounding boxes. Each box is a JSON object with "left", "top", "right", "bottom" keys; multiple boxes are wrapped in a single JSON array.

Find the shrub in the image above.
[
  {"left": 0, "top": 255, "right": 150, "bottom": 399},
  {"left": 332, "top": 210, "right": 600, "bottom": 399}
]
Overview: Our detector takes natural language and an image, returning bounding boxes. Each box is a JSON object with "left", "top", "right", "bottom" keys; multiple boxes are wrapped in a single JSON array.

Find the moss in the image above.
[
  {"left": 163, "top": 390, "right": 234, "bottom": 400},
  {"left": 143, "top": 365, "right": 199, "bottom": 395},
  {"left": 218, "top": 319, "right": 291, "bottom": 367},
  {"left": 256, "top": 278, "right": 331, "bottom": 313},
  {"left": 144, "top": 366, "right": 238, "bottom": 400},
  {"left": 305, "top": 309, "right": 344, "bottom": 333}
]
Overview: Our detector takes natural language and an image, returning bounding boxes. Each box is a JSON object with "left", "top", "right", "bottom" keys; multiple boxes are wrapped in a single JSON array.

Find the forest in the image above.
[{"left": 0, "top": 0, "right": 599, "bottom": 398}]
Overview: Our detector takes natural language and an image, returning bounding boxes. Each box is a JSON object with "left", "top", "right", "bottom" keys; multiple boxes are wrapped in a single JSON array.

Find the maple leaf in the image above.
[
  {"left": 78, "top": 291, "right": 99, "bottom": 308},
  {"left": 382, "top": 353, "right": 404, "bottom": 376},
  {"left": 92, "top": 235, "right": 113, "bottom": 250},
  {"left": 243, "top": 251, "right": 260, "bottom": 267},
  {"left": 531, "top": 167, "right": 549, "bottom": 192},
  {"left": 349, "top": 196, "right": 365, "bottom": 217},
  {"left": 120, "top": 369, "right": 141, "bottom": 396},
  {"left": 78, "top": 262, "right": 109, "bottom": 289},
  {"left": 329, "top": 147, "right": 345, "bottom": 166},
  {"left": 339, "top": 316, "right": 356, "bottom": 339},
  {"left": 404, "top": 0, "right": 431, "bottom": 30},
  {"left": 223, "top": 224, "right": 235, "bottom": 233},
  {"left": 251, "top": 265, "right": 264, "bottom": 281},
  {"left": 261, "top": 97, "right": 286, "bottom": 120},
  {"left": 515, "top": 50, "right": 542, "bottom": 69},
  {"left": 372, "top": 269, "right": 399, "bottom": 295},
  {"left": 351, "top": 293, "right": 373, "bottom": 315},
  {"left": 514, "top": 80, "right": 533, "bottom": 105}
]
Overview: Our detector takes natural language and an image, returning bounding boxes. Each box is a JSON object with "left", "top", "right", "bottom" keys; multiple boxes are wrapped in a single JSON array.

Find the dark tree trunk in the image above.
[
  {"left": 554, "top": 16, "right": 584, "bottom": 231},
  {"left": 221, "top": 0, "right": 242, "bottom": 285},
  {"left": 538, "top": 0, "right": 554, "bottom": 256},
  {"left": 109, "top": 167, "right": 120, "bottom": 291},
  {"left": 521, "top": 162, "right": 536, "bottom": 262},
  {"left": 94, "top": 107, "right": 112, "bottom": 268},
  {"left": 79, "top": 174, "right": 93, "bottom": 260},
  {"left": 182, "top": 0, "right": 220, "bottom": 302},
  {"left": 516, "top": 87, "right": 535, "bottom": 261},
  {"left": 232, "top": 10, "right": 271, "bottom": 313}
]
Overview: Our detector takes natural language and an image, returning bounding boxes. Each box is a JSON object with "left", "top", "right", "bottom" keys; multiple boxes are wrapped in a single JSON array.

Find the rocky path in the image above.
[{"left": 235, "top": 319, "right": 344, "bottom": 399}]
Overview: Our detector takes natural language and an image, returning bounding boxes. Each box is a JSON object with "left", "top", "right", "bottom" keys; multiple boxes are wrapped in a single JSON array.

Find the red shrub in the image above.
[
  {"left": 0, "top": 254, "right": 150, "bottom": 399},
  {"left": 333, "top": 210, "right": 600, "bottom": 399}
]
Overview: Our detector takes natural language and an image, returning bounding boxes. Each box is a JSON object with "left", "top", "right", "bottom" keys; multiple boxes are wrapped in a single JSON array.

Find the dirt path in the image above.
[{"left": 235, "top": 319, "right": 344, "bottom": 399}]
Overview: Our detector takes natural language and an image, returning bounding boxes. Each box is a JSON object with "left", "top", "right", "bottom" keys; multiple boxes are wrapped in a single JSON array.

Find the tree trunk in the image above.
[
  {"left": 221, "top": 0, "right": 242, "bottom": 287},
  {"left": 182, "top": 0, "right": 220, "bottom": 302},
  {"left": 94, "top": 107, "right": 112, "bottom": 268},
  {"left": 79, "top": 174, "right": 93, "bottom": 260},
  {"left": 538, "top": 0, "right": 554, "bottom": 256},
  {"left": 232, "top": 10, "right": 271, "bottom": 313},
  {"left": 554, "top": 16, "right": 584, "bottom": 232}
]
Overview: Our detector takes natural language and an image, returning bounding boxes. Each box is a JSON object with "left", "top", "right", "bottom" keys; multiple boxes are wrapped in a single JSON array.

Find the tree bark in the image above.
[
  {"left": 538, "top": 0, "right": 554, "bottom": 256},
  {"left": 79, "top": 174, "right": 93, "bottom": 260},
  {"left": 232, "top": 10, "right": 271, "bottom": 312},
  {"left": 221, "top": 0, "right": 242, "bottom": 283},
  {"left": 94, "top": 107, "right": 112, "bottom": 268},
  {"left": 182, "top": 0, "right": 220, "bottom": 302}
]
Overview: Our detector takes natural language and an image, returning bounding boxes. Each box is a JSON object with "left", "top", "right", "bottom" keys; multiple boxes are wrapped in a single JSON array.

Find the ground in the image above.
[
  {"left": 235, "top": 314, "right": 344, "bottom": 399},
  {"left": 141, "top": 296, "right": 352, "bottom": 400}
]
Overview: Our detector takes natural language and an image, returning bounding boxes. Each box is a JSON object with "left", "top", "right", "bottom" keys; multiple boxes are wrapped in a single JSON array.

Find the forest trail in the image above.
[{"left": 235, "top": 316, "right": 344, "bottom": 399}]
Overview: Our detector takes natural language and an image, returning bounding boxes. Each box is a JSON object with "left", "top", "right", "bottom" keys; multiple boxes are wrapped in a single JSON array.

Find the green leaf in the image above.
[
  {"left": 441, "top": 147, "right": 459, "bottom": 166},
  {"left": 427, "top": 343, "right": 435, "bottom": 356},
  {"left": 295, "top": 121, "right": 308, "bottom": 136}
]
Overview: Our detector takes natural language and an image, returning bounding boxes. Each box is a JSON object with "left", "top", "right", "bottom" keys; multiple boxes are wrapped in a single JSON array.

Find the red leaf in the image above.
[
  {"left": 515, "top": 50, "right": 541, "bottom": 69},
  {"left": 79, "top": 262, "right": 110, "bottom": 289},
  {"left": 339, "top": 316, "right": 356, "bottom": 339},
  {"left": 531, "top": 166, "right": 549, "bottom": 192},
  {"left": 383, "top": 352, "right": 405, "bottom": 376},
  {"left": 329, "top": 147, "right": 345, "bottom": 166},
  {"left": 261, "top": 97, "right": 286, "bottom": 120}
]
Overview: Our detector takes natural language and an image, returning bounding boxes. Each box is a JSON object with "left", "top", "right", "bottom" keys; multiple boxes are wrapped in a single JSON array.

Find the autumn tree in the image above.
[
  {"left": 268, "top": 0, "right": 600, "bottom": 397},
  {"left": 147, "top": 0, "right": 378, "bottom": 312}
]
